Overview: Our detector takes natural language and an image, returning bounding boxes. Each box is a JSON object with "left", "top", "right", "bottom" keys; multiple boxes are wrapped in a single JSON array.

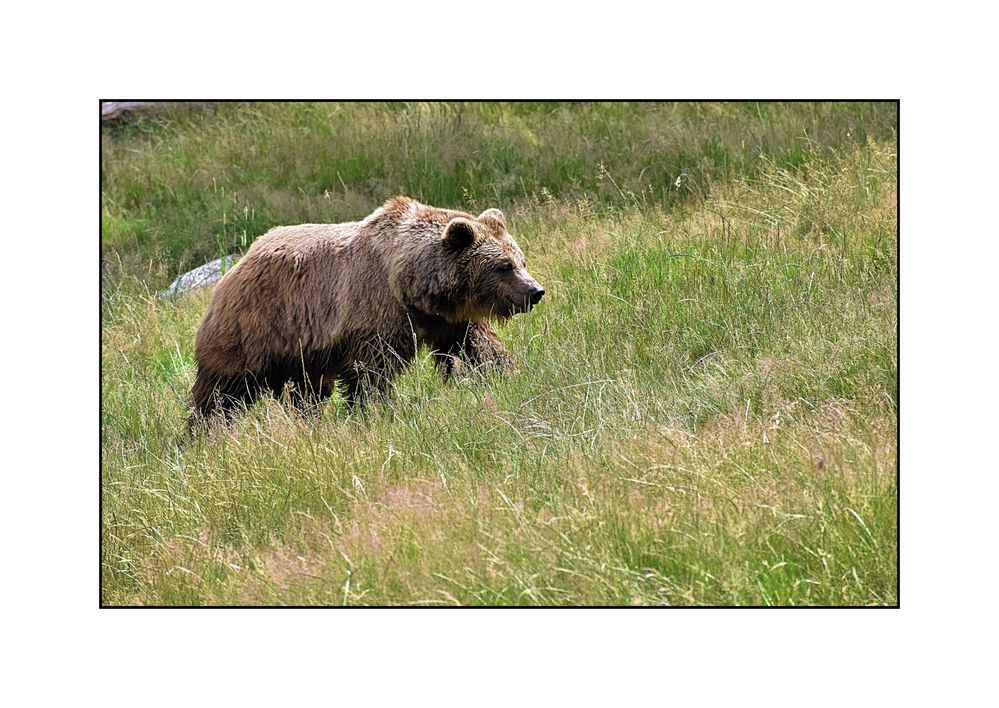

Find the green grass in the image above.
[{"left": 101, "top": 102, "right": 897, "bottom": 605}]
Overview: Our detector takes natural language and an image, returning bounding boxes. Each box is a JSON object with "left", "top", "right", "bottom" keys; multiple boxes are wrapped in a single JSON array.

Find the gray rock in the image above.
[
  {"left": 158, "top": 255, "right": 239, "bottom": 299},
  {"left": 101, "top": 101, "right": 157, "bottom": 122}
]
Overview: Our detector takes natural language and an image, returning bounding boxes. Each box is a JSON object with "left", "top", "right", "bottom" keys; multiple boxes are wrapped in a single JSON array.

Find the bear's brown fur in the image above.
[{"left": 189, "top": 197, "right": 544, "bottom": 429}]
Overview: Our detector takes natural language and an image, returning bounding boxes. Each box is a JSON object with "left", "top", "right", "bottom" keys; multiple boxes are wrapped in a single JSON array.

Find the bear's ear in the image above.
[
  {"left": 478, "top": 208, "right": 507, "bottom": 230},
  {"left": 443, "top": 217, "right": 476, "bottom": 249}
]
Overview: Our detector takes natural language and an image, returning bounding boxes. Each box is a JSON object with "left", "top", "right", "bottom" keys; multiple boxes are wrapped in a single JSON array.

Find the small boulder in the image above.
[
  {"left": 158, "top": 255, "right": 239, "bottom": 299},
  {"left": 101, "top": 102, "right": 156, "bottom": 122}
]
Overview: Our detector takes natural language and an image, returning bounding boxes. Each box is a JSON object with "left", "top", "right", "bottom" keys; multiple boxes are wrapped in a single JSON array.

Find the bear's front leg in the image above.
[
  {"left": 188, "top": 369, "right": 264, "bottom": 433},
  {"left": 339, "top": 337, "right": 415, "bottom": 406},
  {"left": 429, "top": 322, "right": 514, "bottom": 379},
  {"left": 286, "top": 373, "right": 337, "bottom": 418}
]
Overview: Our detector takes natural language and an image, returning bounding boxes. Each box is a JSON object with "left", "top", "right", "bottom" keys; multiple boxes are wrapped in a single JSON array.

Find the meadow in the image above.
[{"left": 101, "top": 102, "right": 897, "bottom": 605}]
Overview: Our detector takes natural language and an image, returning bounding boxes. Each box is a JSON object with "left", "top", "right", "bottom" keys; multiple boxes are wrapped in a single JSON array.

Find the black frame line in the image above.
[{"left": 99, "top": 99, "right": 900, "bottom": 609}]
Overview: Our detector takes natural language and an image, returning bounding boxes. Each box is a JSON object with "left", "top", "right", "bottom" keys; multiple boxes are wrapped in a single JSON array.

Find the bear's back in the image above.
[
  {"left": 199, "top": 220, "right": 371, "bottom": 369},
  {"left": 245, "top": 221, "right": 361, "bottom": 259}
]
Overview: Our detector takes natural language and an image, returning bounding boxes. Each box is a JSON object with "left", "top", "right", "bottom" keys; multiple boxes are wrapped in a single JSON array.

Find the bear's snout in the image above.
[{"left": 513, "top": 281, "right": 544, "bottom": 313}]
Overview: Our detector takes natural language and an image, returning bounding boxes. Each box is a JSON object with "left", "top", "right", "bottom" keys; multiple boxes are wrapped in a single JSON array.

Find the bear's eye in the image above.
[{"left": 498, "top": 262, "right": 515, "bottom": 273}]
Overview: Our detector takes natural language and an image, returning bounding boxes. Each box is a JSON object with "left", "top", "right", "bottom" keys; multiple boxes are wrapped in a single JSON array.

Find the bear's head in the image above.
[
  {"left": 440, "top": 208, "right": 545, "bottom": 322},
  {"left": 387, "top": 199, "right": 545, "bottom": 324}
]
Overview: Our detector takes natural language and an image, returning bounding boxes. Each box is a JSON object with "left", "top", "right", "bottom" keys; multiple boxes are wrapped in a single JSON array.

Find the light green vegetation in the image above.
[{"left": 102, "top": 102, "right": 897, "bottom": 605}]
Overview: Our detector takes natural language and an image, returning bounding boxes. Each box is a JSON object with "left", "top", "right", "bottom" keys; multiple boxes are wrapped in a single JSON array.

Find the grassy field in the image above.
[{"left": 101, "top": 102, "right": 897, "bottom": 606}]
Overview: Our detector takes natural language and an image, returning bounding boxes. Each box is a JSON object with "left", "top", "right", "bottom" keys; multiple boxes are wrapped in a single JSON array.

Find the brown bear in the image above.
[{"left": 189, "top": 197, "right": 544, "bottom": 429}]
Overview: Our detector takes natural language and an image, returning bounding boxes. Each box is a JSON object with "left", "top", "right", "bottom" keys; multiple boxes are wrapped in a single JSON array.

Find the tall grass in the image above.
[
  {"left": 101, "top": 102, "right": 895, "bottom": 289},
  {"left": 101, "top": 102, "right": 897, "bottom": 605}
]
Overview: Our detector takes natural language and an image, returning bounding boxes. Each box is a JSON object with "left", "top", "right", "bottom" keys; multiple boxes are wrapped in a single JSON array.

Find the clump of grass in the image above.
[{"left": 101, "top": 103, "right": 896, "bottom": 606}]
